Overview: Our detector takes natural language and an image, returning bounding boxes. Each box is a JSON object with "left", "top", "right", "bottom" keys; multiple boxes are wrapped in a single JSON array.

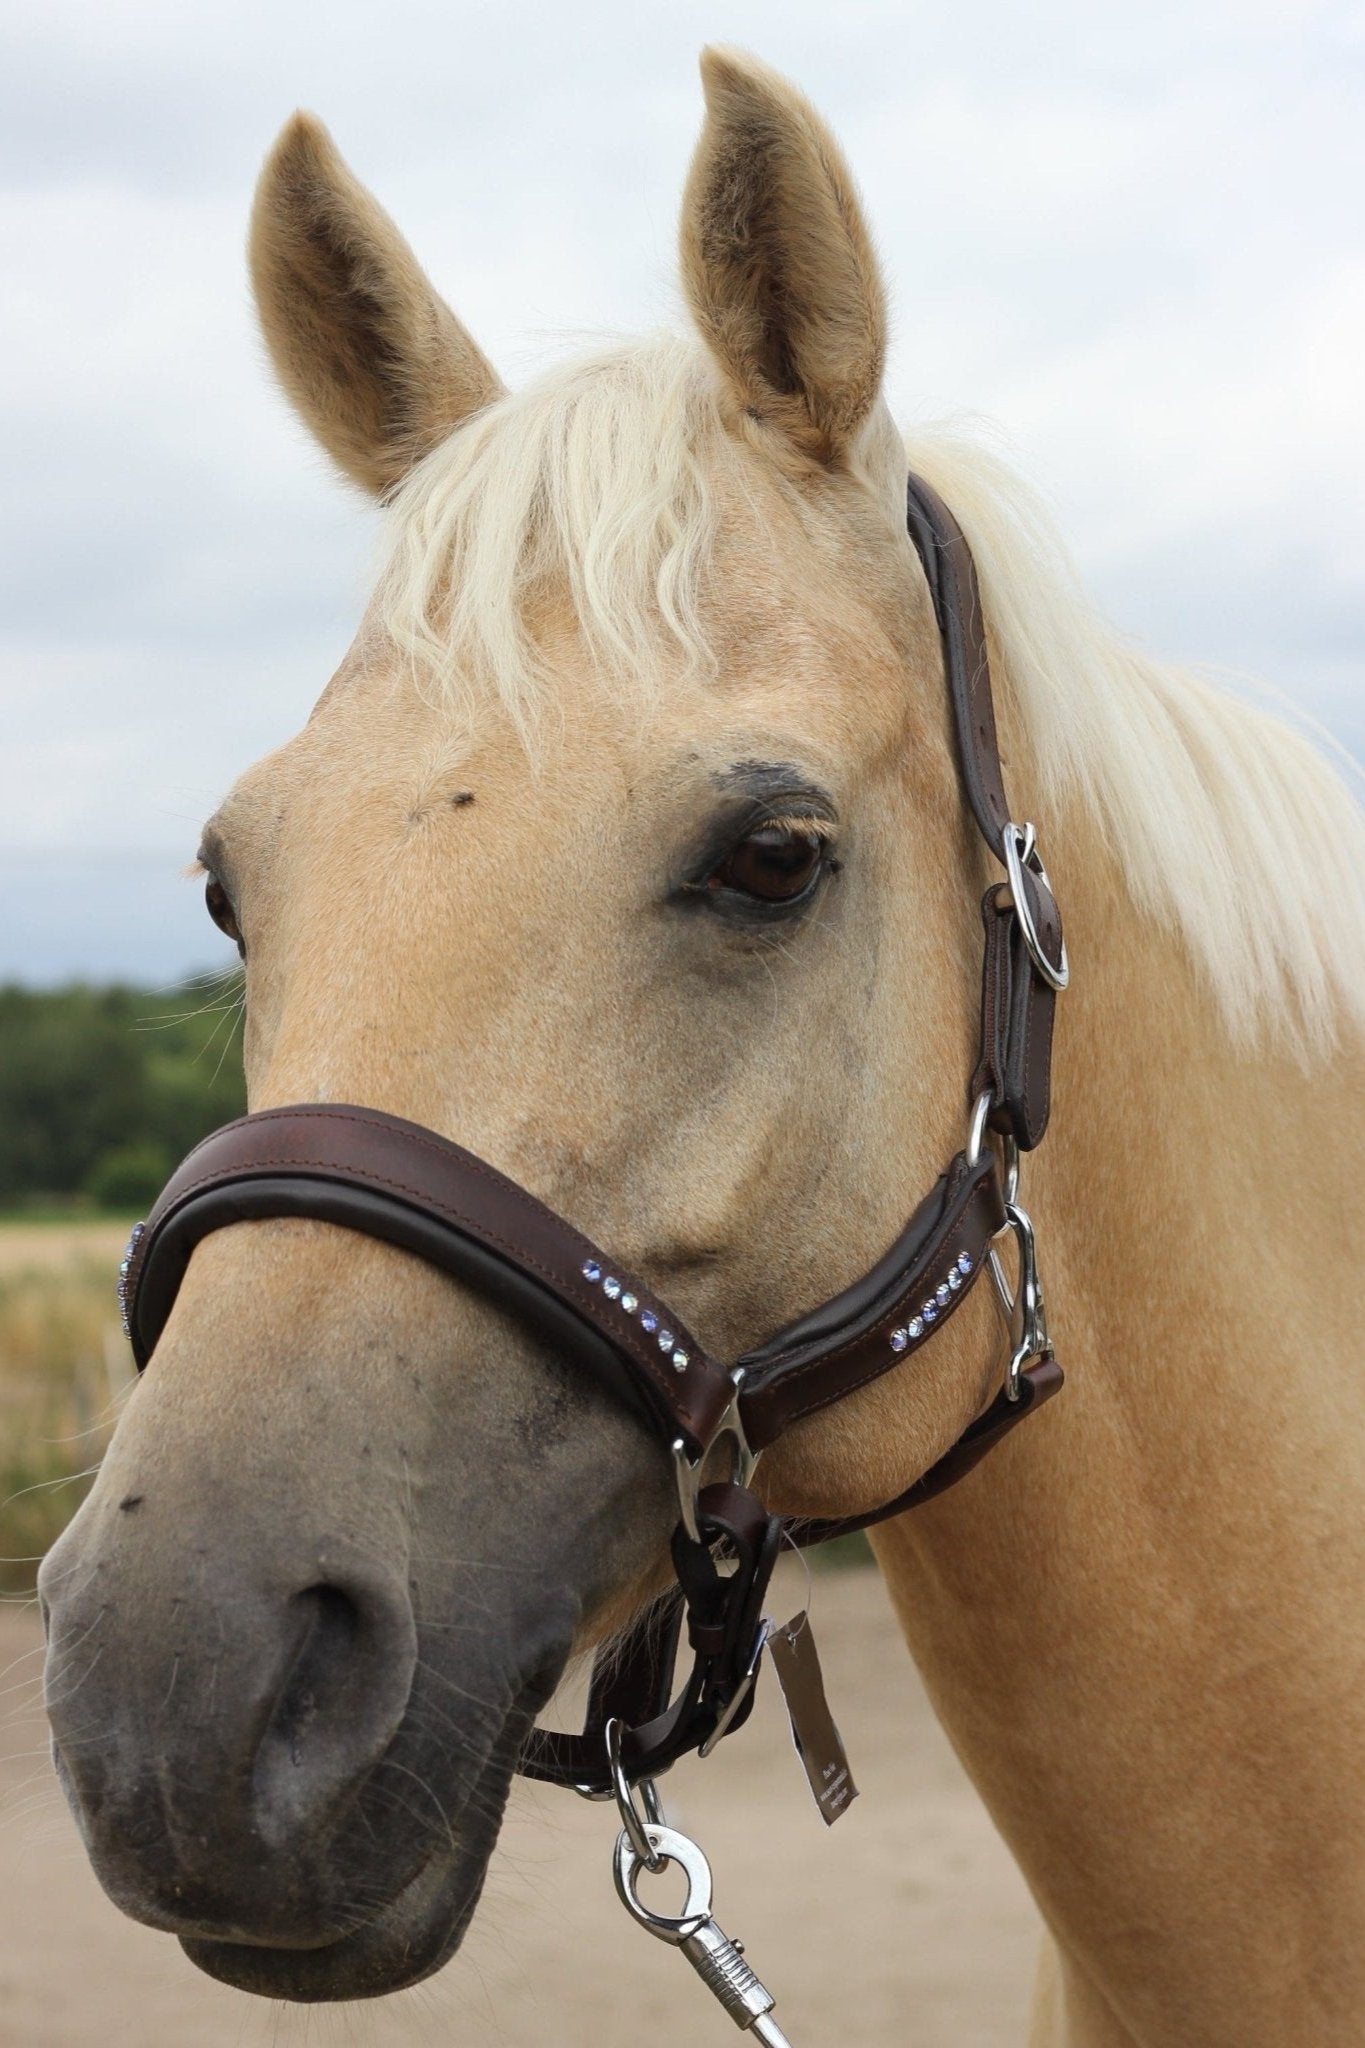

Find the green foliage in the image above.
[
  {"left": 85, "top": 1141, "right": 175, "bottom": 1212},
  {"left": 810, "top": 1530, "right": 873, "bottom": 1570},
  {"left": 0, "top": 980, "right": 246, "bottom": 1208}
]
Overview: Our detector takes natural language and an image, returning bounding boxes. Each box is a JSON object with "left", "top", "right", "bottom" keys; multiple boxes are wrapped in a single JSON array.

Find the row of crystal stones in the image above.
[
  {"left": 580, "top": 1259, "right": 690, "bottom": 1374},
  {"left": 116, "top": 1220, "right": 146, "bottom": 1340},
  {"left": 888, "top": 1250, "right": 974, "bottom": 1355}
]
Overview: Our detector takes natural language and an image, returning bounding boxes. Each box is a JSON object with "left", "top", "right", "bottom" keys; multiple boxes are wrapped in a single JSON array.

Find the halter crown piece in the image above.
[{"left": 117, "top": 474, "right": 1066, "bottom": 1795}]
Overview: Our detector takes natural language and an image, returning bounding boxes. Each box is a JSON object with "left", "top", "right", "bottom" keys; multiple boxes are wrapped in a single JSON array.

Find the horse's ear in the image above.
[
  {"left": 680, "top": 49, "right": 887, "bottom": 466},
  {"left": 249, "top": 115, "right": 504, "bottom": 497}
]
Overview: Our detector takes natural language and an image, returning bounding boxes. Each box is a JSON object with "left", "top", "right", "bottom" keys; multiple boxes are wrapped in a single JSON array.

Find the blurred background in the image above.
[{"left": 0, "top": 1, "right": 1360, "bottom": 2040}]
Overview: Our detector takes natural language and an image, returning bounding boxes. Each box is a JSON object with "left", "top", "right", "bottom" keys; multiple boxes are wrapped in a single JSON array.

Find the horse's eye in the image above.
[
  {"left": 709, "top": 825, "right": 827, "bottom": 904},
  {"left": 205, "top": 876, "right": 244, "bottom": 955}
]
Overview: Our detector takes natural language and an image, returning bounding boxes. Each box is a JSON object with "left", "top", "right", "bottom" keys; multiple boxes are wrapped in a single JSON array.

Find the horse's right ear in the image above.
[
  {"left": 249, "top": 115, "right": 504, "bottom": 497},
  {"left": 680, "top": 49, "right": 887, "bottom": 468}
]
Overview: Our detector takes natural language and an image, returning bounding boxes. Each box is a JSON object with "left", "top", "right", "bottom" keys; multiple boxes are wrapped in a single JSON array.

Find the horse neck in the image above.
[{"left": 871, "top": 787, "right": 1365, "bottom": 2046}]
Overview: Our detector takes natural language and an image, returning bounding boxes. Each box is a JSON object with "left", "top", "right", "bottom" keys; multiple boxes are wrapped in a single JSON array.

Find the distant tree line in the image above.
[{"left": 0, "top": 982, "right": 246, "bottom": 1211}]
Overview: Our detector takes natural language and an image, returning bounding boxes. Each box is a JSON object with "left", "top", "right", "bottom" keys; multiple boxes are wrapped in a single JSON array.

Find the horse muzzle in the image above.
[{"left": 39, "top": 1470, "right": 570, "bottom": 1997}]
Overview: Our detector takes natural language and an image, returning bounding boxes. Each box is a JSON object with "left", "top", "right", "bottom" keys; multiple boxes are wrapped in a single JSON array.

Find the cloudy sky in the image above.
[{"left": 2, "top": 0, "right": 1361, "bottom": 984}]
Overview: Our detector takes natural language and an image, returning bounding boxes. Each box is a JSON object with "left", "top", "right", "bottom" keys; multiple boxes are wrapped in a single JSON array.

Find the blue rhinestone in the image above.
[
  {"left": 640, "top": 1309, "right": 658, "bottom": 1334},
  {"left": 957, "top": 1252, "right": 972, "bottom": 1275},
  {"left": 658, "top": 1331, "right": 674, "bottom": 1352},
  {"left": 603, "top": 1277, "right": 622, "bottom": 1301},
  {"left": 889, "top": 1328, "right": 908, "bottom": 1354},
  {"left": 582, "top": 1259, "right": 602, "bottom": 1284},
  {"left": 923, "top": 1301, "right": 938, "bottom": 1322}
]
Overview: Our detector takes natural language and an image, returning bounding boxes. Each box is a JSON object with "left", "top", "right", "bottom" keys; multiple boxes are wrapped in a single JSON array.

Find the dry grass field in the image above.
[{"left": 0, "top": 1220, "right": 134, "bottom": 1593}]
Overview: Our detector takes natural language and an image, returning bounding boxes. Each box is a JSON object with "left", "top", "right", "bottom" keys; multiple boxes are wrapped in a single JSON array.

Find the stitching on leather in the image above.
[
  {"left": 759, "top": 1231, "right": 993, "bottom": 1432},
  {"left": 746, "top": 1175, "right": 997, "bottom": 1429},
  {"left": 137, "top": 1111, "right": 715, "bottom": 1420}
]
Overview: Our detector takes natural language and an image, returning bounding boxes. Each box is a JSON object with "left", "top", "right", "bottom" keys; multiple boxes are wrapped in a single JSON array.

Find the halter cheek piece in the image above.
[{"left": 117, "top": 474, "right": 1066, "bottom": 1794}]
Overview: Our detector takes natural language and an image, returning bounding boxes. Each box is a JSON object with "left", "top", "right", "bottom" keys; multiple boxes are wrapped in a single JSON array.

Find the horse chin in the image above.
[{"left": 180, "top": 1732, "right": 515, "bottom": 2002}]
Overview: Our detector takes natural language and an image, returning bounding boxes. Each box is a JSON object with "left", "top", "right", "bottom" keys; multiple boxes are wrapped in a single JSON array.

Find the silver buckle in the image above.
[
  {"left": 671, "top": 1368, "right": 759, "bottom": 1547},
  {"left": 1002, "top": 821, "right": 1069, "bottom": 992},
  {"left": 698, "top": 1618, "right": 772, "bottom": 1758},
  {"left": 990, "top": 1199, "right": 1052, "bottom": 1400}
]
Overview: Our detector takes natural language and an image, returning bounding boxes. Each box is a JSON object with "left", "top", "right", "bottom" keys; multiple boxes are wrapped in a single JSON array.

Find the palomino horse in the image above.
[{"left": 41, "top": 47, "right": 1365, "bottom": 2046}]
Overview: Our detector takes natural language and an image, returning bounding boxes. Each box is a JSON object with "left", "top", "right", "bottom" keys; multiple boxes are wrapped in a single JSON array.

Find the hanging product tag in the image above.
[{"left": 767, "top": 1611, "right": 858, "bottom": 1825}]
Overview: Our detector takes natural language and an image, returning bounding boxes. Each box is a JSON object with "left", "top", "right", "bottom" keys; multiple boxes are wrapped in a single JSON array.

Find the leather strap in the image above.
[
  {"left": 785, "top": 1354, "right": 1064, "bottom": 1547},
  {"left": 521, "top": 1481, "right": 782, "bottom": 1790},
  {"left": 736, "top": 1151, "right": 1005, "bottom": 1448},
  {"left": 518, "top": 1358, "right": 1064, "bottom": 1791},
  {"left": 970, "top": 884, "right": 1058, "bottom": 1149},
  {"left": 121, "top": 1102, "right": 735, "bottom": 1459},
  {"left": 905, "top": 473, "right": 1012, "bottom": 861}
]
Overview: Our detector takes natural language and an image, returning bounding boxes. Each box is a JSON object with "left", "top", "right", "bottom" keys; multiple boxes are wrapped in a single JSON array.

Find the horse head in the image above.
[{"left": 41, "top": 51, "right": 1006, "bottom": 2000}]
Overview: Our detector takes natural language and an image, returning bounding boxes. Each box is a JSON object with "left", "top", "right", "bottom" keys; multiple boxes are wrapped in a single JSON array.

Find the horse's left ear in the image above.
[
  {"left": 681, "top": 48, "right": 888, "bottom": 466},
  {"left": 249, "top": 114, "right": 504, "bottom": 497}
]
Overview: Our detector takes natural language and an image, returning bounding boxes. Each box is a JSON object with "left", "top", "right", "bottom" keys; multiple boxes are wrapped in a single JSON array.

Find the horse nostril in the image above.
[
  {"left": 271, "top": 1585, "right": 362, "bottom": 1768},
  {"left": 251, "top": 1573, "right": 416, "bottom": 1845}
]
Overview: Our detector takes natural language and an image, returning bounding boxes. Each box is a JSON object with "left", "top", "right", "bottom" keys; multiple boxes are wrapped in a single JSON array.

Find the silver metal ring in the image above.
[
  {"left": 672, "top": 1369, "right": 760, "bottom": 1550},
  {"left": 966, "top": 1089, "right": 994, "bottom": 1167},
  {"left": 1000, "top": 1132, "right": 1020, "bottom": 1207},
  {"left": 612, "top": 1822, "right": 714, "bottom": 1944},
  {"left": 605, "top": 1718, "right": 665, "bottom": 1871},
  {"left": 1002, "top": 821, "right": 1069, "bottom": 992}
]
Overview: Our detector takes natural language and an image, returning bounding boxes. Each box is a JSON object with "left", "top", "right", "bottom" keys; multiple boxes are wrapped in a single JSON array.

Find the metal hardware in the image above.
[
  {"left": 1002, "top": 820, "right": 1069, "bottom": 992},
  {"left": 605, "top": 1717, "right": 666, "bottom": 1871},
  {"left": 672, "top": 1369, "right": 760, "bottom": 1547},
  {"left": 995, "top": 1198, "right": 1051, "bottom": 1400},
  {"left": 614, "top": 1820, "right": 793, "bottom": 2042},
  {"left": 699, "top": 1618, "right": 773, "bottom": 1758},
  {"left": 968, "top": 1091, "right": 1019, "bottom": 1206},
  {"left": 966, "top": 1088, "right": 993, "bottom": 1168}
]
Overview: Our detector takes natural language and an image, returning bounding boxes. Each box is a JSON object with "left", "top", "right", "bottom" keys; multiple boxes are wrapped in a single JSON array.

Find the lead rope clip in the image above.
[{"left": 605, "top": 1720, "right": 793, "bottom": 2043}]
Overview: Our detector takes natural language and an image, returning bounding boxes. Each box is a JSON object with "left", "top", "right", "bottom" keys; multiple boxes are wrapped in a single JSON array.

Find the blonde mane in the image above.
[
  {"left": 380, "top": 334, "right": 720, "bottom": 735},
  {"left": 378, "top": 331, "right": 1365, "bottom": 1064}
]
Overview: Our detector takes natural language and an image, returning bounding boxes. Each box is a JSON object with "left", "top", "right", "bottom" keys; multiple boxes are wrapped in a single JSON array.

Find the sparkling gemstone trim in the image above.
[
  {"left": 115, "top": 1221, "right": 146, "bottom": 1341},
  {"left": 886, "top": 1250, "right": 974, "bottom": 1357},
  {"left": 579, "top": 1262, "right": 687, "bottom": 1367}
]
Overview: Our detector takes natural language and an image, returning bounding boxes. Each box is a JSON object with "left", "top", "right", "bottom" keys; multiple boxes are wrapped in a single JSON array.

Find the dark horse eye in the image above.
[
  {"left": 205, "top": 876, "right": 244, "bottom": 954},
  {"left": 710, "top": 825, "right": 827, "bottom": 904}
]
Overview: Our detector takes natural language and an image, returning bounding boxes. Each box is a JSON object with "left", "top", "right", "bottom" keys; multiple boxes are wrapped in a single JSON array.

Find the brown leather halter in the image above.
[{"left": 117, "top": 474, "right": 1067, "bottom": 1794}]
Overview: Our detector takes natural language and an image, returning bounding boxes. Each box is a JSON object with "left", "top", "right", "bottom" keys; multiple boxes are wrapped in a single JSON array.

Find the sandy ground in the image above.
[{"left": 0, "top": 1562, "right": 1042, "bottom": 2047}]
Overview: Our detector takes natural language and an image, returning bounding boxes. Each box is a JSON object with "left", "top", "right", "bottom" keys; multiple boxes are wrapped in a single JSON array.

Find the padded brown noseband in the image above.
[{"left": 118, "top": 474, "right": 1066, "bottom": 1791}]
